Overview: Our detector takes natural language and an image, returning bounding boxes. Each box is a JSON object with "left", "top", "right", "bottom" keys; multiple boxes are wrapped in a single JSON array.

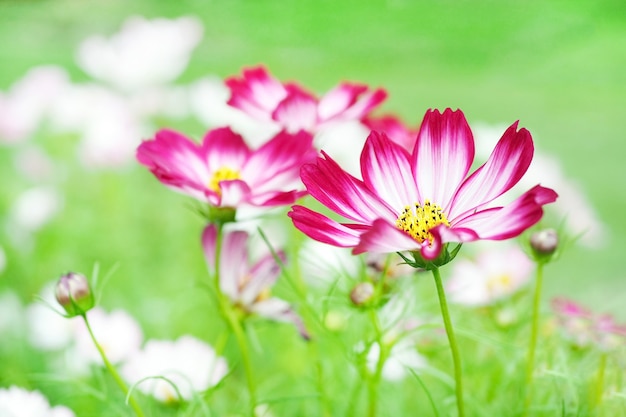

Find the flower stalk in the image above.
[
  {"left": 81, "top": 313, "right": 145, "bottom": 417},
  {"left": 432, "top": 266, "right": 465, "bottom": 417}
]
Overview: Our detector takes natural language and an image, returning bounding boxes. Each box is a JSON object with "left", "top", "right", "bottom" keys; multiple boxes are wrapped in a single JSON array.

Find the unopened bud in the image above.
[
  {"left": 350, "top": 282, "right": 375, "bottom": 306},
  {"left": 530, "top": 229, "right": 559, "bottom": 257},
  {"left": 55, "top": 272, "right": 94, "bottom": 316}
]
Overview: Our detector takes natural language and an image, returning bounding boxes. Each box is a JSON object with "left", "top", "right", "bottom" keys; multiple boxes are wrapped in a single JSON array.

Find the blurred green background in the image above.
[{"left": 1, "top": 0, "right": 625, "bottom": 327}]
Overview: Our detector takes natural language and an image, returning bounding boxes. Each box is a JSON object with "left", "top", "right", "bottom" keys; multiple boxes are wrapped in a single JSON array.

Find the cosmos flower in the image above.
[
  {"left": 552, "top": 298, "right": 626, "bottom": 351},
  {"left": 137, "top": 127, "right": 317, "bottom": 209},
  {"left": 225, "top": 66, "right": 387, "bottom": 134},
  {"left": 363, "top": 113, "right": 419, "bottom": 152},
  {"left": 202, "top": 224, "right": 308, "bottom": 338},
  {"left": 121, "top": 335, "right": 227, "bottom": 403},
  {"left": 446, "top": 243, "right": 533, "bottom": 306},
  {"left": 0, "top": 386, "right": 75, "bottom": 417},
  {"left": 289, "top": 108, "right": 558, "bottom": 261}
]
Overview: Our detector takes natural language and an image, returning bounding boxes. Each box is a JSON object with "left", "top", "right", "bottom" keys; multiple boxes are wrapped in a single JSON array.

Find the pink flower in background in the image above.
[
  {"left": 121, "top": 335, "right": 227, "bottom": 402},
  {"left": 363, "top": 114, "right": 419, "bottom": 152},
  {"left": 290, "top": 108, "right": 558, "bottom": 261},
  {"left": 0, "top": 386, "right": 75, "bottom": 417},
  {"left": 202, "top": 224, "right": 308, "bottom": 338},
  {"left": 552, "top": 297, "right": 626, "bottom": 350},
  {"left": 137, "top": 127, "right": 317, "bottom": 208},
  {"left": 225, "top": 66, "right": 387, "bottom": 133},
  {"left": 446, "top": 244, "right": 533, "bottom": 306}
]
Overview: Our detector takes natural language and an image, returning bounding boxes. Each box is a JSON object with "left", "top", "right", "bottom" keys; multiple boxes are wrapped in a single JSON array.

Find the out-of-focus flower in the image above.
[
  {"left": 55, "top": 272, "right": 94, "bottom": 317},
  {"left": 76, "top": 16, "right": 203, "bottom": 92},
  {"left": 13, "top": 146, "right": 57, "bottom": 182},
  {"left": 72, "top": 307, "right": 143, "bottom": 366},
  {"left": 121, "top": 335, "right": 227, "bottom": 403},
  {"left": 8, "top": 186, "right": 63, "bottom": 233},
  {"left": 290, "top": 108, "right": 558, "bottom": 262},
  {"left": 552, "top": 297, "right": 626, "bottom": 351},
  {"left": 0, "top": 291, "right": 23, "bottom": 337},
  {"left": 446, "top": 244, "right": 533, "bottom": 307},
  {"left": 225, "top": 66, "right": 387, "bottom": 134},
  {"left": 363, "top": 114, "right": 419, "bottom": 152},
  {"left": 0, "top": 386, "right": 75, "bottom": 417},
  {"left": 473, "top": 122, "right": 607, "bottom": 247},
  {"left": 25, "top": 282, "right": 74, "bottom": 351},
  {"left": 0, "top": 66, "right": 69, "bottom": 144},
  {"left": 530, "top": 228, "right": 559, "bottom": 259},
  {"left": 202, "top": 224, "right": 308, "bottom": 338},
  {"left": 366, "top": 338, "right": 427, "bottom": 382},
  {"left": 137, "top": 127, "right": 316, "bottom": 209}
]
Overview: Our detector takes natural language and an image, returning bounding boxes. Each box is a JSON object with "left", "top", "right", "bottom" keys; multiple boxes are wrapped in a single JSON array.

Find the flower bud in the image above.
[
  {"left": 55, "top": 272, "right": 94, "bottom": 316},
  {"left": 530, "top": 229, "right": 558, "bottom": 258},
  {"left": 349, "top": 282, "right": 375, "bottom": 306}
]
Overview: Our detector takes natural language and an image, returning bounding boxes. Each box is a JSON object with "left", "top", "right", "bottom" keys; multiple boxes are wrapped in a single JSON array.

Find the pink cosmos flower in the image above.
[
  {"left": 363, "top": 114, "right": 419, "bottom": 152},
  {"left": 289, "top": 108, "right": 558, "bottom": 261},
  {"left": 202, "top": 224, "right": 308, "bottom": 338},
  {"left": 137, "top": 127, "right": 317, "bottom": 208},
  {"left": 225, "top": 66, "right": 387, "bottom": 133}
]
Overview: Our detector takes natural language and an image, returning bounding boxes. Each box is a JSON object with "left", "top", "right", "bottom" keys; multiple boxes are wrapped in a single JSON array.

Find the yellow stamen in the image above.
[
  {"left": 487, "top": 274, "right": 513, "bottom": 293},
  {"left": 209, "top": 166, "right": 241, "bottom": 194},
  {"left": 395, "top": 199, "right": 450, "bottom": 243}
]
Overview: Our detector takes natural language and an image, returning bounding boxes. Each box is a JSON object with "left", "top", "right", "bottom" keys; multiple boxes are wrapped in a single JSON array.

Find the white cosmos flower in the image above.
[
  {"left": 0, "top": 386, "right": 75, "bottom": 417},
  {"left": 76, "top": 16, "right": 203, "bottom": 92},
  {"left": 121, "top": 335, "right": 228, "bottom": 402}
]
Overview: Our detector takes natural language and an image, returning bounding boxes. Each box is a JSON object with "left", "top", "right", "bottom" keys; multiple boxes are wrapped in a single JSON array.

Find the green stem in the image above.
[
  {"left": 366, "top": 308, "right": 389, "bottom": 417},
  {"left": 432, "top": 267, "right": 465, "bottom": 417},
  {"left": 525, "top": 262, "right": 544, "bottom": 393},
  {"left": 82, "top": 314, "right": 145, "bottom": 417},
  {"left": 213, "top": 224, "right": 257, "bottom": 417},
  {"left": 594, "top": 353, "right": 607, "bottom": 409}
]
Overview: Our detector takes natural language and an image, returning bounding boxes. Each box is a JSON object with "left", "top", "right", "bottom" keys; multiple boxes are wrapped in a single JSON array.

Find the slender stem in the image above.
[
  {"left": 431, "top": 267, "right": 465, "bottom": 417},
  {"left": 594, "top": 353, "right": 607, "bottom": 409},
  {"left": 366, "top": 308, "right": 389, "bottom": 417},
  {"left": 81, "top": 314, "right": 145, "bottom": 417},
  {"left": 525, "top": 262, "right": 544, "bottom": 388},
  {"left": 213, "top": 224, "right": 257, "bottom": 416}
]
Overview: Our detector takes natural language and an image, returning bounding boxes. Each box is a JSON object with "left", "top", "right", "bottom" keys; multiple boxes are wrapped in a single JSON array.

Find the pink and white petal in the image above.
[
  {"left": 453, "top": 185, "right": 558, "bottom": 240},
  {"left": 412, "top": 109, "right": 475, "bottom": 209},
  {"left": 353, "top": 219, "right": 422, "bottom": 255},
  {"left": 242, "top": 130, "right": 316, "bottom": 191},
  {"left": 447, "top": 122, "right": 534, "bottom": 222},
  {"left": 218, "top": 229, "right": 250, "bottom": 299},
  {"left": 363, "top": 114, "right": 417, "bottom": 152},
  {"left": 317, "top": 83, "right": 368, "bottom": 121},
  {"left": 250, "top": 297, "right": 310, "bottom": 339},
  {"left": 218, "top": 180, "right": 252, "bottom": 208},
  {"left": 271, "top": 89, "right": 318, "bottom": 132},
  {"left": 137, "top": 129, "right": 211, "bottom": 188},
  {"left": 201, "top": 224, "right": 218, "bottom": 270},
  {"left": 225, "top": 66, "right": 287, "bottom": 119},
  {"left": 334, "top": 88, "right": 388, "bottom": 122},
  {"left": 288, "top": 205, "right": 362, "bottom": 247},
  {"left": 301, "top": 152, "right": 396, "bottom": 224},
  {"left": 249, "top": 190, "right": 307, "bottom": 207},
  {"left": 202, "top": 127, "right": 251, "bottom": 171},
  {"left": 240, "top": 251, "right": 285, "bottom": 306},
  {"left": 360, "top": 131, "right": 418, "bottom": 211}
]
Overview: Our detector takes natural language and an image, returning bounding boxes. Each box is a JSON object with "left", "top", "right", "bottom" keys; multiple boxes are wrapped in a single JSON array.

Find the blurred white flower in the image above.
[
  {"left": 121, "top": 335, "right": 227, "bottom": 403},
  {"left": 473, "top": 122, "right": 607, "bottom": 247},
  {"left": 72, "top": 307, "right": 143, "bottom": 366},
  {"left": 0, "top": 290, "right": 23, "bottom": 337},
  {"left": 366, "top": 338, "right": 427, "bottom": 382},
  {"left": 76, "top": 16, "right": 203, "bottom": 92},
  {"left": 446, "top": 243, "right": 533, "bottom": 307},
  {"left": 0, "top": 386, "right": 75, "bottom": 417},
  {"left": 0, "top": 66, "right": 69, "bottom": 144},
  {"left": 8, "top": 186, "right": 63, "bottom": 232},
  {"left": 25, "top": 282, "right": 74, "bottom": 351},
  {"left": 13, "top": 146, "right": 57, "bottom": 183},
  {"left": 298, "top": 239, "right": 360, "bottom": 290},
  {"left": 313, "top": 120, "right": 370, "bottom": 176}
]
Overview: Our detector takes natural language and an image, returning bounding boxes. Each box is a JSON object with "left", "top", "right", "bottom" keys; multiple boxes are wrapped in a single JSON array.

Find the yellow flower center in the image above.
[
  {"left": 487, "top": 274, "right": 513, "bottom": 292},
  {"left": 209, "top": 166, "right": 241, "bottom": 194},
  {"left": 396, "top": 200, "right": 450, "bottom": 243}
]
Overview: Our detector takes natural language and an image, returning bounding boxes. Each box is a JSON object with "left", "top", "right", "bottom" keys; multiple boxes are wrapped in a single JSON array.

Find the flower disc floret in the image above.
[{"left": 289, "top": 108, "right": 558, "bottom": 261}]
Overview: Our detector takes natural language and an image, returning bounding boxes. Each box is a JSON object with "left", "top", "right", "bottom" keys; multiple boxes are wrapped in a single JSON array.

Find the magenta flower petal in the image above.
[
  {"left": 301, "top": 152, "right": 395, "bottom": 223},
  {"left": 225, "top": 66, "right": 286, "bottom": 120},
  {"left": 271, "top": 89, "right": 318, "bottom": 132},
  {"left": 413, "top": 109, "right": 475, "bottom": 209},
  {"left": 353, "top": 219, "right": 423, "bottom": 255},
  {"left": 454, "top": 185, "right": 558, "bottom": 240},
  {"left": 360, "top": 131, "right": 418, "bottom": 211},
  {"left": 218, "top": 180, "right": 251, "bottom": 207},
  {"left": 202, "top": 127, "right": 251, "bottom": 171},
  {"left": 317, "top": 83, "right": 368, "bottom": 120},
  {"left": 240, "top": 251, "right": 285, "bottom": 306},
  {"left": 289, "top": 205, "right": 362, "bottom": 247},
  {"left": 448, "top": 122, "right": 534, "bottom": 222}
]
